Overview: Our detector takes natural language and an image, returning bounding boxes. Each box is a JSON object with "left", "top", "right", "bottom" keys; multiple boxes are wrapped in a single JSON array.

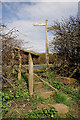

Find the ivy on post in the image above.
[
  {"left": 18, "top": 50, "right": 21, "bottom": 80},
  {"left": 29, "top": 53, "right": 33, "bottom": 96}
]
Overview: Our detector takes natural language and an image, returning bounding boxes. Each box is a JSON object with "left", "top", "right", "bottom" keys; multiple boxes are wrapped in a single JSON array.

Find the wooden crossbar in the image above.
[{"left": 13, "top": 46, "right": 39, "bottom": 56}]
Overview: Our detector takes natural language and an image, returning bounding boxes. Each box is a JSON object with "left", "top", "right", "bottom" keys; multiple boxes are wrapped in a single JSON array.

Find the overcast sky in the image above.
[{"left": 1, "top": 1, "right": 79, "bottom": 53}]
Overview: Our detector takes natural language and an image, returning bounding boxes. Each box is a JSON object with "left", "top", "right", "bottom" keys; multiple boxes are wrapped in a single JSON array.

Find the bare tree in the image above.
[
  {"left": 0, "top": 24, "right": 22, "bottom": 79},
  {"left": 50, "top": 16, "right": 80, "bottom": 77}
]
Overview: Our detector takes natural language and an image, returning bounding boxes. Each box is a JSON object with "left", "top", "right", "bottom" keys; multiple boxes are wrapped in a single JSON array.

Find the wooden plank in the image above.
[
  {"left": 18, "top": 50, "right": 21, "bottom": 80},
  {"left": 29, "top": 53, "right": 33, "bottom": 96},
  {"left": 47, "top": 25, "right": 59, "bottom": 31},
  {"left": 13, "top": 46, "right": 39, "bottom": 56},
  {"left": 33, "top": 22, "right": 46, "bottom": 26}
]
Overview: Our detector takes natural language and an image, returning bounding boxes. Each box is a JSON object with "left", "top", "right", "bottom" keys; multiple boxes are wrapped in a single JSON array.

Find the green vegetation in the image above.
[
  {"left": 2, "top": 70, "right": 79, "bottom": 118},
  {"left": 15, "top": 88, "right": 29, "bottom": 99},
  {"left": 2, "top": 89, "right": 14, "bottom": 115},
  {"left": 45, "top": 71, "right": 79, "bottom": 102},
  {"left": 52, "top": 91, "right": 72, "bottom": 106},
  {"left": 24, "top": 107, "right": 57, "bottom": 118}
]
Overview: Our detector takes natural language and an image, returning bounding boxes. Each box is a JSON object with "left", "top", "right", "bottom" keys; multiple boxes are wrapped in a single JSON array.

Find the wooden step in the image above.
[
  {"left": 55, "top": 76, "right": 77, "bottom": 85},
  {"left": 38, "top": 91, "right": 55, "bottom": 99},
  {"left": 49, "top": 104, "right": 69, "bottom": 115},
  {"left": 34, "top": 82, "right": 44, "bottom": 88},
  {"left": 34, "top": 87, "right": 55, "bottom": 99}
]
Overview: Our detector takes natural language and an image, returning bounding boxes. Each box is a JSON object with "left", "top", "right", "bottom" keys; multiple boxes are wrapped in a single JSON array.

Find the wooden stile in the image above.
[{"left": 13, "top": 46, "right": 39, "bottom": 96}]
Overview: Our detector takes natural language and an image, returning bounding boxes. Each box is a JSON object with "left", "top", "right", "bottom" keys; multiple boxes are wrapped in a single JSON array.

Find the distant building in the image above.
[{"left": 77, "top": 1, "right": 80, "bottom": 17}]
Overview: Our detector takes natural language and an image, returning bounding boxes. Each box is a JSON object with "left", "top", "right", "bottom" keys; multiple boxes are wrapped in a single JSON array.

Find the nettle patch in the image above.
[
  {"left": 2, "top": 87, "right": 30, "bottom": 116},
  {"left": 15, "top": 88, "right": 29, "bottom": 99},
  {"left": 2, "top": 90, "right": 14, "bottom": 115},
  {"left": 23, "top": 107, "right": 58, "bottom": 118}
]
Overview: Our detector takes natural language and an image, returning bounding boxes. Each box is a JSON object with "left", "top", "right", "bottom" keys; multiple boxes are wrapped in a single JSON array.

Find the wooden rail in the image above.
[
  {"left": 21, "top": 65, "right": 29, "bottom": 73},
  {"left": 33, "top": 73, "right": 59, "bottom": 93},
  {"left": 69, "top": 66, "right": 79, "bottom": 78},
  {"left": 19, "top": 65, "right": 59, "bottom": 93}
]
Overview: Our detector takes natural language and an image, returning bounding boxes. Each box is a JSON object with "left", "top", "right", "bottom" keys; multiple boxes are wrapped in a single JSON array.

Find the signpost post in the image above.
[{"left": 33, "top": 20, "right": 49, "bottom": 71}]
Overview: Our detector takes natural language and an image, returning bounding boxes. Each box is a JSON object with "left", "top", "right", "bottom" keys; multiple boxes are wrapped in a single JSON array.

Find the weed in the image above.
[
  {"left": 15, "top": 88, "right": 29, "bottom": 99},
  {"left": 2, "top": 90, "right": 14, "bottom": 115},
  {"left": 66, "top": 108, "right": 75, "bottom": 118}
]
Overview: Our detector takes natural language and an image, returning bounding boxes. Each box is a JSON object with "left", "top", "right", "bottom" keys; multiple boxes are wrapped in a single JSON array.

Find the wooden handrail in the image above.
[
  {"left": 33, "top": 73, "right": 59, "bottom": 93},
  {"left": 13, "top": 46, "right": 39, "bottom": 56}
]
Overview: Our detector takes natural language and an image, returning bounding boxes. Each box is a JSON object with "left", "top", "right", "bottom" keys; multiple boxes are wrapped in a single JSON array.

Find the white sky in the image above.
[
  {"left": 1, "top": 0, "right": 80, "bottom": 2},
  {"left": 1, "top": 1, "right": 80, "bottom": 53}
]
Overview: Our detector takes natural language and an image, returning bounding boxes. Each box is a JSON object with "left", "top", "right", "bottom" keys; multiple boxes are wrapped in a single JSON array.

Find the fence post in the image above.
[
  {"left": 18, "top": 50, "right": 21, "bottom": 80},
  {"left": 29, "top": 53, "right": 33, "bottom": 96},
  {"left": 12, "top": 49, "right": 15, "bottom": 73}
]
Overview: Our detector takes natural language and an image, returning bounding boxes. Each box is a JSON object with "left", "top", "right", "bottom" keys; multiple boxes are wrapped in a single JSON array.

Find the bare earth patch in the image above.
[{"left": 48, "top": 103, "right": 69, "bottom": 115}]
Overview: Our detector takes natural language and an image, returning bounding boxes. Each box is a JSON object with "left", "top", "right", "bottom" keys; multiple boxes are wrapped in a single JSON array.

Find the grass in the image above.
[
  {"left": 52, "top": 91, "right": 72, "bottom": 106},
  {"left": 44, "top": 71, "right": 80, "bottom": 102}
]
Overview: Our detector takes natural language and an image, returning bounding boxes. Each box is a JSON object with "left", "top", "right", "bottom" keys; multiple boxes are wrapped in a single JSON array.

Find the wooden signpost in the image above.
[
  {"left": 33, "top": 20, "right": 59, "bottom": 71},
  {"left": 33, "top": 20, "right": 49, "bottom": 71}
]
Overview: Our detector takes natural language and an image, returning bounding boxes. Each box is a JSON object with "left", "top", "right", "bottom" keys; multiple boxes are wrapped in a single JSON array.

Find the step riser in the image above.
[
  {"left": 37, "top": 91, "right": 55, "bottom": 99},
  {"left": 34, "top": 82, "right": 44, "bottom": 88}
]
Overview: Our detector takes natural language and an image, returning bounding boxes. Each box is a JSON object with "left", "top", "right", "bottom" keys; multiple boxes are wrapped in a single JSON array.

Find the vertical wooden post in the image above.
[
  {"left": 45, "top": 20, "right": 49, "bottom": 71},
  {"left": 12, "top": 50, "right": 14, "bottom": 73},
  {"left": 18, "top": 50, "right": 21, "bottom": 80},
  {"left": 29, "top": 53, "right": 33, "bottom": 96}
]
